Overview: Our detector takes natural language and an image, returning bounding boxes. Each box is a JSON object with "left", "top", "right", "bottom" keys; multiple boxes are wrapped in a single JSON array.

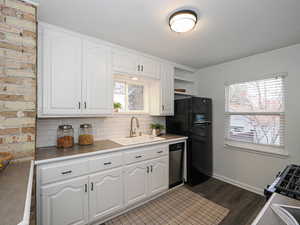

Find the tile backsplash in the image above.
[{"left": 36, "top": 115, "right": 165, "bottom": 147}]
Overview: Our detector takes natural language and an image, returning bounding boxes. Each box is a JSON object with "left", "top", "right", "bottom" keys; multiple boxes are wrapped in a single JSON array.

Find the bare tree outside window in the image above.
[
  {"left": 113, "top": 81, "right": 145, "bottom": 113},
  {"left": 128, "top": 84, "right": 144, "bottom": 111},
  {"left": 225, "top": 77, "right": 285, "bottom": 147}
]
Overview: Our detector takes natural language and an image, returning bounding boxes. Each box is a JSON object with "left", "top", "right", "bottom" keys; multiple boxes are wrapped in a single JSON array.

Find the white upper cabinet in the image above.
[
  {"left": 149, "top": 64, "right": 174, "bottom": 116},
  {"left": 112, "top": 50, "right": 139, "bottom": 75},
  {"left": 38, "top": 23, "right": 186, "bottom": 117},
  {"left": 161, "top": 64, "right": 174, "bottom": 116},
  {"left": 82, "top": 40, "right": 112, "bottom": 115},
  {"left": 41, "top": 28, "right": 82, "bottom": 115},
  {"left": 112, "top": 49, "right": 160, "bottom": 79},
  {"left": 38, "top": 24, "right": 113, "bottom": 117},
  {"left": 139, "top": 56, "right": 160, "bottom": 79}
]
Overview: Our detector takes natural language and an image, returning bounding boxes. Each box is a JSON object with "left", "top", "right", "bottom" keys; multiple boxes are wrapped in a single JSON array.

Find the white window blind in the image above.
[{"left": 225, "top": 76, "right": 286, "bottom": 149}]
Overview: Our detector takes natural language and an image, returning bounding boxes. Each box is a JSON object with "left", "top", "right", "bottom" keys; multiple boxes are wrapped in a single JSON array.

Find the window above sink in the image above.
[{"left": 113, "top": 75, "right": 149, "bottom": 114}]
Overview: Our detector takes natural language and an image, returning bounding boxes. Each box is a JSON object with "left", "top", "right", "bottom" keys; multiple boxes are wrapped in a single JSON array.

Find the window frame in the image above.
[
  {"left": 224, "top": 75, "right": 288, "bottom": 157},
  {"left": 113, "top": 79, "right": 149, "bottom": 114}
]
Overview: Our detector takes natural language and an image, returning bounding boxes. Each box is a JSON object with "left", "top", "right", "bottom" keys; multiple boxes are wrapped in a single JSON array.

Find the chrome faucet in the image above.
[{"left": 130, "top": 116, "right": 140, "bottom": 137}]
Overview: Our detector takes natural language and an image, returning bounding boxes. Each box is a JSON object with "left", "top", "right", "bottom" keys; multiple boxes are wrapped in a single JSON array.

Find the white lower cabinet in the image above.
[
  {"left": 149, "top": 157, "right": 168, "bottom": 196},
  {"left": 37, "top": 144, "right": 172, "bottom": 225},
  {"left": 89, "top": 168, "right": 123, "bottom": 222},
  {"left": 41, "top": 176, "right": 89, "bottom": 225},
  {"left": 124, "top": 162, "right": 149, "bottom": 206},
  {"left": 124, "top": 157, "right": 168, "bottom": 207}
]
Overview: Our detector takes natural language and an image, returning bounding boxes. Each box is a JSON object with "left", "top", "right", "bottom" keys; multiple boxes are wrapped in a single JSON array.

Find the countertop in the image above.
[
  {"left": 35, "top": 134, "right": 187, "bottom": 165},
  {"left": 251, "top": 193, "right": 300, "bottom": 225},
  {"left": 0, "top": 160, "right": 34, "bottom": 225}
]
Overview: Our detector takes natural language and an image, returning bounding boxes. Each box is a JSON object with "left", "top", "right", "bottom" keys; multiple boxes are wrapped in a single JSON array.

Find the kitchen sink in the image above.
[{"left": 111, "top": 135, "right": 165, "bottom": 146}]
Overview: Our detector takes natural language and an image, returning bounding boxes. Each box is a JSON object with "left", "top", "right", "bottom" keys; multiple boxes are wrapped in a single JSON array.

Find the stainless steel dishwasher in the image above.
[{"left": 169, "top": 142, "right": 184, "bottom": 188}]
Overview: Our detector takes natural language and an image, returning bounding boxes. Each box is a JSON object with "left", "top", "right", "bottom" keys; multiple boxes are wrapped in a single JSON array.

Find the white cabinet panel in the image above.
[
  {"left": 89, "top": 168, "right": 123, "bottom": 222},
  {"left": 139, "top": 56, "right": 160, "bottom": 79},
  {"left": 124, "top": 162, "right": 148, "bottom": 206},
  {"left": 149, "top": 64, "right": 174, "bottom": 116},
  {"left": 161, "top": 64, "right": 174, "bottom": 115},
  {"left": 149, "top": 157, "right": 168, "bottom": 196},
  {"left": 124, "top": 148, "right": 148, "bottom": 165},
  {"left": 41, "top": 176, "right": 89, "bottom": 225},
  {"left": 42, "top": 28, "right": 82, "bottom": 115},
  {"left": 112, "top": 50, "right": 160, "bottom": 79},
  {"left": 89, "top": 153, "right": 123, "bottom": 173},
  {"left": 39, "top": 24, "right": 114, "bottom": 117},
  {"left": 112, "top": 50, "right": 139, "bottom": 75},
  {"left": 82, "top": 40, "right": 113, "bottom": 114},
  {"left": 40, "top": 159, "right": 89, "bottom": 185}
]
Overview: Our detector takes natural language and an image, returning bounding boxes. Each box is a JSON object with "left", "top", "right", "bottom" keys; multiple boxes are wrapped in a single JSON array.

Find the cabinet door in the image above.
[
  {"left": 41, "top": 176, "right": 89, "bottom": 225},
  {"left": 148, "top": 157, "right": 169, "bottom": 197},
  {"left": 89, "top": 168, "right": 123, "bottom": 222},
  {"left": 124, "top": 161, "right": 148, "bottom": 206},
  {"left": 82, "top": 40, "right": 113, "bottom": 115},
  {"left": 112, "top": 50, "right": 139, "bottom": 75},
  {"left": 42, "top": 28, "right": 82, "bottom": 115},
  {"left": 139, "top": 56, "right": 160, "bottom": 79},
  {"left": 161, "top": 64, "right": 174, "bottom": 115}
]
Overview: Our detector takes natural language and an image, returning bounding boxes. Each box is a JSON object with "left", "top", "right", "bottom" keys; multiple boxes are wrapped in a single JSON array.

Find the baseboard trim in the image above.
[{"left": 213, "top": 173, "right": 264, "bottom": 196}]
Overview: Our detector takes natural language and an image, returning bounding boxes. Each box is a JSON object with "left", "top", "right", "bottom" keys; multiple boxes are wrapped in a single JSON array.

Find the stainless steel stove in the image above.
[{"left": 265, "top": 165, "right": 300, "bottom": 200}]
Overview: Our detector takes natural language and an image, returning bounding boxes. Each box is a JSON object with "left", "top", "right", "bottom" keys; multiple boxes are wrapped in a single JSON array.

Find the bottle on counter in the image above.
[
  {"left": 57, "top": 125, "right": 74, "bottom": 148},
  {"left": 78, "top": 124, "right": 94, "bottom": 146}
]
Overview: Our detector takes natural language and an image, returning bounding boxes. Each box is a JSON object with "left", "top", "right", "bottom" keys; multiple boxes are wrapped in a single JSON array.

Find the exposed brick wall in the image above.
[{"left": 0, "top": 0, "right": 36, "bottom": 159}]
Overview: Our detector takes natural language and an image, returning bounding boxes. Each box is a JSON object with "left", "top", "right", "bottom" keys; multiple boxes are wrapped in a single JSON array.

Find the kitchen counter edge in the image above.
[
  {"left": 18, "top": 160, "right": 34, "bottom": 225},
  {"left": 0, "top": 160, "right": 34, "bottom": 225},
  {"left": 35, "top": 136, "right": 188, "bottom": 165}
]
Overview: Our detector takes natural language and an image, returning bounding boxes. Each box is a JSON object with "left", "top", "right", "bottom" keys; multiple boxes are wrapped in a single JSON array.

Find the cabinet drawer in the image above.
[
  {"left": 149, "top": 145, "right": 168, "bottom": 159},
  {"left": 124, "top": 149, "right": 149, "bottom": 164},
  {"left": 40, "top": 159, "right": 89, "bottom": 185},
  {"left": 89, "top": 153, "right": 123, "bottom": 173}
]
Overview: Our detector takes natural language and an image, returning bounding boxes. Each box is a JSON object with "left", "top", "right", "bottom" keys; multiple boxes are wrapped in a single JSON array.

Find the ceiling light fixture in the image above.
[
  {"left": 131, "top": 77, "right": 138, "bottom": 81},
  {"left": 169, "top": 10, "right": 197, "bottom": 33}
]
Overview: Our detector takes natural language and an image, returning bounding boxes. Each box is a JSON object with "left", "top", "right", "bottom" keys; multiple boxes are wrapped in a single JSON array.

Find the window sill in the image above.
[{"left": 224, "top": 140, "right": 289, "bottom": 158}]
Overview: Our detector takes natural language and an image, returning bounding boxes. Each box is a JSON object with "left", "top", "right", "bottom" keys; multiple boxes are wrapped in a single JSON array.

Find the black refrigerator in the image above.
[{"left": 166, "top": 97, "right": 212, "bottom": 186}]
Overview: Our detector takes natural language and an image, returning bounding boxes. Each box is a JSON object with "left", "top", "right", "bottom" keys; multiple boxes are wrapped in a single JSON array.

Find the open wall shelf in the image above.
[
  {"left": 174, "top": 76, "right": 195, "bottom": 83},
  {"left": 174, "top": 91, "right": 194, "bottom": 96},
  {"left": 174, "top": 67, "right": 197, "bottom": 97}
]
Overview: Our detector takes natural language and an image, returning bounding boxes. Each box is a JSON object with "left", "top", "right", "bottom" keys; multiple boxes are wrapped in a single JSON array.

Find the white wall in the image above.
[
  {"left": 37, "top": 115, "right": 165, "bottom": 147},
  {"left": 195, "top": 44, "right": 300, "bottom": 194}
]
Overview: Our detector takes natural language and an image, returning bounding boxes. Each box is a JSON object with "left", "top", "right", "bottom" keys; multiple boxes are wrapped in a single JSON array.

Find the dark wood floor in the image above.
[
  {"left": 102, "top": 178, "right": 265, "bottom": 225},
  {"left": 188, "top": 178, "right": 266, "bottom": 225}
]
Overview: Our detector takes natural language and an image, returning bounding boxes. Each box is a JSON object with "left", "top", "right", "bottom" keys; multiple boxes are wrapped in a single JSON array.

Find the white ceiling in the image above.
[{"left": 38, "top": 0, "right": 300, "bottom": 69}]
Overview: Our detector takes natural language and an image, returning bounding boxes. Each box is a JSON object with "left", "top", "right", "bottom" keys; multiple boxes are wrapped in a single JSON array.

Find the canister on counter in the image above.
[
  {"left": 57, "top": 125, "right": 74, "bottom": 148},
  {"left": 79, "top": 124, "right": 94, "bottom": 146}
]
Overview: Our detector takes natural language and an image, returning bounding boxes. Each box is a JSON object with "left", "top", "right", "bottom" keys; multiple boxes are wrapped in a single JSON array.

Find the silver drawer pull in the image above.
[
  {"left": 61, "top": 170, "right": 72, "bottom": 175},
  {"left": 135, "top": 155, "right": 142, "bottom": 158},
  {"left": 104, "top": 162, "right": 112, "bottom": 165},
  {"left": 157, "top": 151, "right": 163, "bottom": 153}
]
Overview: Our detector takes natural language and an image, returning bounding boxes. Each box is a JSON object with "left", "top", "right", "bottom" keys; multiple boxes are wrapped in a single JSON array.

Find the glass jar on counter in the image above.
[
  {"left": 78, "top": 124, "right": 94, "bottom": 146},
  {"left": 57, "top": 125, "right": 74, "bottom": 148}
]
